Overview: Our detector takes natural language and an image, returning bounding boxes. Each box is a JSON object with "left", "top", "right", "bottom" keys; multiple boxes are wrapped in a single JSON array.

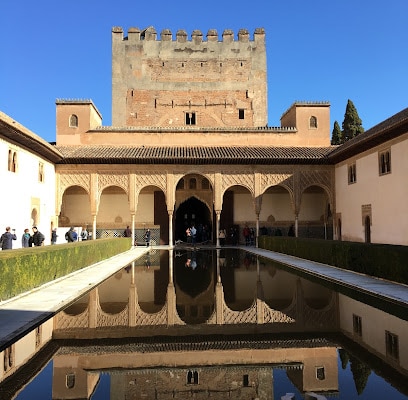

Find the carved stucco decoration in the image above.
[
  {"left": 260, "top": 173, "right": 294, "bottom": 194},
  {"left": 98, "top": 173, "right": 129, "bottom": 197},
  {"left": 134, "top": 172, "right": 167, "bottom": 195},
  {"left": 222, "top": 172, "right": 254, "bottom": 196},
  {"left": 59, "top": 173, "right": 91, "bottom": 197}
]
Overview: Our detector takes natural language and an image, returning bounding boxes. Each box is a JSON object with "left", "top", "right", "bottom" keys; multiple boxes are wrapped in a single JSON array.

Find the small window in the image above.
[
  {"left": 38, "top": 162, "right": 44, "bottom": 183},
  {"left": 189, "top": 178, "right": 197, "bottom": 189},
  {"left": 385, "top": 331, "right": 399, "bottom": 360},
  {"left": 348, "top": 163, "right": 356, "bottom": 184},
  {"left": 309, "top": 116, "right": 317, "bottom": 128},
  {"left": 3, "top": 346, "right": 13, "bottom": 372},
  {"left": 66, "top": 373, "right": 76, "bottom": 389},
  {"left": 185, "top": 112, "right": 196, "bottom": 125},
  {"left": 201, "top": 178, "right": 210, "bottom": 189},
  {"left": 239, "top": 109, "right": 245, "bottom": 120},
  {"left": 243, "top": 374, "right": 249, "bottom": 387},
  {"left": 379, "top": 150, "right": 391, "bottom": 175},
  {"left": 176, "top": 179, "right": 185, "bottom": 190},
  {"left": 353, "top": 314, "right": 362, "bottom": 337},
  {"left": 187, "top": 370, "right": 199, "bottom": 385},
  {"left": 35, "top": 326, "right": 42, "bottom": 348},
  {"left": 69, "top": 114, "right": 78, "bottom": 128},
  {"left": 8, "top": 150, "right": 17, "bottom": 173},
  {"left": 316, "top": 367, "right": 325, "bottom": 380}
]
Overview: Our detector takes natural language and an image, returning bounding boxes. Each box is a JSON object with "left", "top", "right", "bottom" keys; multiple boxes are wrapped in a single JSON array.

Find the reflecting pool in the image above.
[{"left": 1, "top": 248, "right": 407, "bottom": 399}]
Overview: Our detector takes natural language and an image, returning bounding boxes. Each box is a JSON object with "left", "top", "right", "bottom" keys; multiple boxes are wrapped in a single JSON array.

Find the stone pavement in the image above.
[{"left": 1, "top": 245, "right": 408, "bottom": 352}]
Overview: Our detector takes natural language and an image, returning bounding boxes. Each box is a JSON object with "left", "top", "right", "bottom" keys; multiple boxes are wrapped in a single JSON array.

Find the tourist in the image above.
[
  {"left": 190, "top": 224, "right": 197, "bottom": 245},
  {"left": 65, "top": 227, "right": 76, "bottom": 242},
  {"left": 144, "top": 228, "right": 151, "bottom": 247},
  {"left": 51, "top": 228, "right": 58, "bottom": 244},
  {"left": 22, "top": 228, "right": 31, "bottom": 247},
  {"left": 219, "top": 229, "right": 226, "bottom": 246},
  {"left": 124, "top": 226, "right": 132, "bottom": 237},
  {"left": 32, "top": 226, "right": 45, "bottom": 246},
  {"left": 1, "top": 227, "right": 17, "bottom": 250},
  {"left": 80, "top": 227, "right": 88, "bottom": 241}
]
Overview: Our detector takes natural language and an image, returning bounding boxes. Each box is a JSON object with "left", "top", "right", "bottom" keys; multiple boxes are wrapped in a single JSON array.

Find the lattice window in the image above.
[
  {"left": 353, "top": 314, "right": 362, "bottom": 337},
  {"left": 379, "top": 149, "right": 391, "bottom": 175},
  {"left": 348, "top": 163, "right": 356, "bottom": 184},
  {"left": 385, "top": 330, "right": 399, "bottom": 361},
  {"left": 309, "top": 116, "right": 317, "bottom": 128}
]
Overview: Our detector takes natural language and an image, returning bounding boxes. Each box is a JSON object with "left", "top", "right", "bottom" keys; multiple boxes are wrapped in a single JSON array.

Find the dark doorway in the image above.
[{"left": 175, "top": 197, "right": 212, "bottom": 243}]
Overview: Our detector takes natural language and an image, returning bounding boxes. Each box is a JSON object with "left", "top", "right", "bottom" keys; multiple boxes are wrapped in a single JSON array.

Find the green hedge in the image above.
[
  {"left": 0, "top": 238, "right": 132, "bottom": 301},
  {"left": 258, "top": 236, "right": 408, "bottom": 285}
]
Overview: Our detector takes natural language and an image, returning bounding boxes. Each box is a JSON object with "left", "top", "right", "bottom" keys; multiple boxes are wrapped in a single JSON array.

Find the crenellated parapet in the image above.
[
  {"left": 112, "top": 25, "right": 267, "bottom": 129},
  {"left": 112, "top": 26, "right": 265, "bottom": 43}
]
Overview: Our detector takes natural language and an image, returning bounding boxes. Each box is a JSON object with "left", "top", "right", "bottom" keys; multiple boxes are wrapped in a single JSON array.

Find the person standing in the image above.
[
  {"left": 22, "top": 228, "right": 31, "bottom": 247},
  {"left": 31, "top": 226, "right": 45, "bottom": 247},
  {"left": 51, "top": 228, "right": 58, "bottom": 245},
  {"left": 80, "top": 227, "right": 88, "bottom": 241},
  {"left": 1, "top": 227, "right": 17, "bottom": 250},
  {"left": 124, "top": 226, "right": 132, "bottom": 238},
  {"left": 144, "top": 228, "right": 151, "bottom": 247}
]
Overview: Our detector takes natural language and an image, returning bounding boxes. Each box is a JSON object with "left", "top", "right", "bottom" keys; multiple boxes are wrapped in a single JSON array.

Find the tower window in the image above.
[
  {"left": 185, "top": 112, "right": 196, "bottom": 125},
  {"left": 309, "top": 116, "right": 317, "bottom": 128},
  {"left": 239, "top": 109, "right": 245, "bottom": 119},
  {"left": 69, "top": 114, "right": 78, "bottom": 128}
]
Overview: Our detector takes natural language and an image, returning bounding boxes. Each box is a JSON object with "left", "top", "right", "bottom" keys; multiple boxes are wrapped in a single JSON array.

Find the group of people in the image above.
[
  {"left": 124, "top": 226, "right": 151, "bottom": 247},
  {"left": 0, "top": 226, "right": 45, "bottom": 250}
]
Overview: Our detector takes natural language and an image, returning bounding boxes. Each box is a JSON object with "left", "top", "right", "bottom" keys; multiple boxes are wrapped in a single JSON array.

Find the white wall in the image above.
[
  {"left": 335, "top": 134, "right": 408, "bottom": 244},
  {"left": 0, "top": 138, "right": 56, "bottom": 248}
]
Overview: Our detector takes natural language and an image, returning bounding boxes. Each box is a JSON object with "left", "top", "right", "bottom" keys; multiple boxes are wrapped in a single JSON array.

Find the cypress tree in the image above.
[
  {"left": 331, "top": 121, "right": 342, "bottom": 145},
  {"left": 342, "top": 99, "right": 364, "bottom": 142}
]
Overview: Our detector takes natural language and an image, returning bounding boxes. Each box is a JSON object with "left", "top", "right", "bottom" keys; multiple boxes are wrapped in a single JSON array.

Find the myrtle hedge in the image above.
[
  {"left": 258, "top": 236, "right": 408, "bottom": 285},
  {"left": 0, "top": 238, "right": 132, "bottom": 301}
]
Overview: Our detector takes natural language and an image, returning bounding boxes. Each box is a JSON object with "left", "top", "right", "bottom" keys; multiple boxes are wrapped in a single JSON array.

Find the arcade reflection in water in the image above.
[{"left": 1, "top": 249, "right": 408, "bottom": 399}]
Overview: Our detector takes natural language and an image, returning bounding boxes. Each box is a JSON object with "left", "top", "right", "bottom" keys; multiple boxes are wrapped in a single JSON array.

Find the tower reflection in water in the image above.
[{"left": 3, "top": 249, "right": 408, "bottom": 399}]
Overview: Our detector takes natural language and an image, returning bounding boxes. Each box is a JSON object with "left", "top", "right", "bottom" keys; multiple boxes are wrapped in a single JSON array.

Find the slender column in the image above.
[
  {"left": 92, "top": 215, "right": 97, "bottom": 240},
  {"left": 168, "top": 211, "right": 173, "bottom": 246},
  {"left": 131, "top": 214, "right": 135, "bottom": 247},
  {"left": 167, "top": 249, "right": 176, "bottom": 325},
  {"left": 88, "top": 288, "right": 98, "bottom": 328},
  {"left": 169, "top": 249, "right": 174, "bottom": 284},
  {"left": 215, "top": 210, "right": 221, "bottom": 247},
  {"left": 295, "top": 214, "right": 299, "bottom": 237},
  {"left": 255, "top": 214, "right": 260, "bottom": 247}
]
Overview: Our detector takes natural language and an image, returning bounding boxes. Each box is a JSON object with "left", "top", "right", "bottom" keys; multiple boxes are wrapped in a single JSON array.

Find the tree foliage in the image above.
[
  {"left": 342, "top": 99, "right": 364, "bottom": 142},
  {"left": 331, "top": 121, "right": 342, "bottom": 145}
]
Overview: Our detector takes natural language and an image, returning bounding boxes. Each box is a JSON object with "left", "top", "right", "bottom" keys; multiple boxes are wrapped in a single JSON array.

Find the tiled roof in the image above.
[
  {"left": 328, "top": 107, "right": 408, "bottom": 163},
  {"left": 0, "top": 112, "right": 63, "bottom": 163},
  {"left": 55, "top": 145, "right": 335, "bottom": 165}
]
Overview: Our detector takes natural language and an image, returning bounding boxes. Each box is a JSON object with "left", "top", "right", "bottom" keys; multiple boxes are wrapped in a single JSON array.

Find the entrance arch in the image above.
[
  {"left": 175, "top": 197, "right": 212, "bottom": 243},
  {"left": 175, "top": 174, "right": 214, "bottom": 244}
]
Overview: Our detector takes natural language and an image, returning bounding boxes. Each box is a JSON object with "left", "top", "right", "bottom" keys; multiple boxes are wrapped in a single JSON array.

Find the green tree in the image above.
[
  {"left": 349, "top": 355, "right": 371, "bottom": 395},
  {"left": 331, "top": 121, "right": 342, "bottom": 145},
  {"left": 342, "top": 99, "right": 364, "bottom": 142}
]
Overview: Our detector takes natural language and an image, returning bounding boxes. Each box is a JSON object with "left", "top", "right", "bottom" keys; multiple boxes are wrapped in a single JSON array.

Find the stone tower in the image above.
[{"left": 112, "top": 26, "right": 267, "bottom": 129}]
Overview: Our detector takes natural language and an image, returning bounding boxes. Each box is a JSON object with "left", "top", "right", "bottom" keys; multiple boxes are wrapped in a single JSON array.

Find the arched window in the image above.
[
  {"left": 66, "top": 373, "right": 76, "bottom": 389},
  {"left": 348, "top": 163, "right": 356, "bottom": 184},
  {"left": 201, "top": 178, "right": 210, "bottom": 189},
  {"left": 309, "top": 116, "right": 317, "bottom": 128},
  {"left": 176, "top": 179, "right": 185, "bottom": 190},
  {"left": 379, "top": 150, "right": 391, "bottom": 175},
  {"left": 189, "top": 178, "right": 197, "bottom": 189},
  {"left": 69, "top": 114, "right": 78, "bottom": 128},
  {"left": 38, "top": 162, "right": 44, "bottom": 182},
  {"left": 8, "top": 150, "right": 18, "bottom": 172}
]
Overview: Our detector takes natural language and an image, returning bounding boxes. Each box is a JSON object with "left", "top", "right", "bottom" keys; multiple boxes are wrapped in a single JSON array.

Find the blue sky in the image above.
[{"left": 1, "top": 0, "right": 407, "bottom": 143}]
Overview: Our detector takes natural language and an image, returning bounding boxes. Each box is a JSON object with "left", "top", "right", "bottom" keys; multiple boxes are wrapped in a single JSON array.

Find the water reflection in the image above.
[{"left": 1, "top": 249, "right": 407, "bottom": 399}]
